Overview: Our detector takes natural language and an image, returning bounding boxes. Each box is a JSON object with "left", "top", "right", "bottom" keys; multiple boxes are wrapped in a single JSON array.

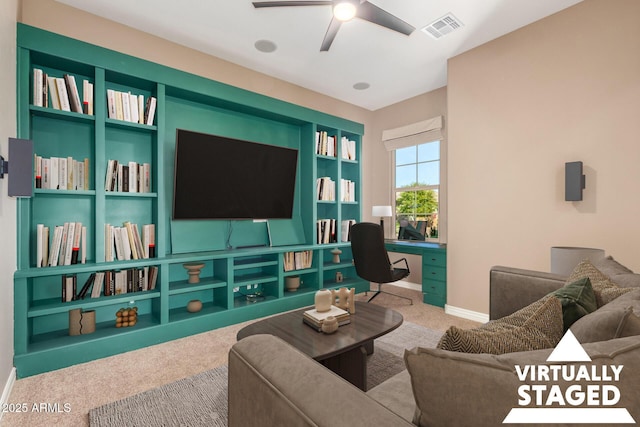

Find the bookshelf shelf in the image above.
[{"left": 15, "top": 23, "right": 365, "bottom": 378}]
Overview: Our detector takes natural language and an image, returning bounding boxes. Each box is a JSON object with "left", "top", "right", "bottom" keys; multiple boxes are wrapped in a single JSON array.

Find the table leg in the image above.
[{"left": 321, "top": 345, "right": 368, "bottom": 391}]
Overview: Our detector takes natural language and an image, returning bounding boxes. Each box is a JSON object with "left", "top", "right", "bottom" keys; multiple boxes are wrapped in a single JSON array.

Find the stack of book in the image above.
[
  {"left": 303, "top": 305, "right": 350, "bottom": 331},
  {"left": 106, "top": 89, "right": 156, "bottom": 125}
]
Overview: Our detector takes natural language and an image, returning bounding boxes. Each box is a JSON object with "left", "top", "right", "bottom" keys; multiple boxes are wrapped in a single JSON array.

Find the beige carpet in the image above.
[{"left": 2, "top": 284, "right": 480, "bottom": 427}]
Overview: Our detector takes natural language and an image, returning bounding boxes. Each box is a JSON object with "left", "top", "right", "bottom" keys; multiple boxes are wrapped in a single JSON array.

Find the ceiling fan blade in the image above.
[
  {"left": 320, "top": 17, "right": 342, "bottom": 51},
  {"left": 252, "top": 1, "right": 332, "bottom": 7},
  {"left": 356, "top": 1, "right": 415, "bottom": 36}
]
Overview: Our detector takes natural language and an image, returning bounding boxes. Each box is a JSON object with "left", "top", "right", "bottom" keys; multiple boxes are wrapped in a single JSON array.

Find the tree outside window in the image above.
[{"left": 394, "top": 141, "right": 439, "bottom": 240}]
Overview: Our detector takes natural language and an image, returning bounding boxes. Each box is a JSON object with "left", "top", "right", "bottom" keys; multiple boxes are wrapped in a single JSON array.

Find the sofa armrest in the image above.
[
  {"left": 489, "top": 266, "right": 566, "bottom": 320},
  {"left": 228, "top": 334, "right": 413, "bottom": 427}
]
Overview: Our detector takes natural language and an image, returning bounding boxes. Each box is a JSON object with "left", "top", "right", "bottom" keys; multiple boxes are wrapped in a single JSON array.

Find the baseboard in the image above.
[
  {"left": 0, "top": 367, "right": 16, "bottom": 423},
  {"left": 388, "top": 280, "right": 421, "bottom": 292},
  {"left": 445, "top": 304, "right": 490, "bottom": 324}
]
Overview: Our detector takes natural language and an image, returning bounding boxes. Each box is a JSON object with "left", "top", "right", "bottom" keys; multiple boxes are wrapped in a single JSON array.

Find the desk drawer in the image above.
[
  {"left": 423, "top": 292, "right": 446, "bottom": 308},
  {"left": 422, "top": 280, "right": 446, "bottom": 296},
  {"left": 423, "top": 265, "right": 446, "bottom": 282},
  {"left": 422, "top": 251, "right": 446, "bottom": 267}
]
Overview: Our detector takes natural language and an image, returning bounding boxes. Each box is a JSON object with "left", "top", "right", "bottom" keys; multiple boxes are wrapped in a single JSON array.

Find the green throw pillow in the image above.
[{"left": 549, "top": 277, "right": 597, "bottom": 331}]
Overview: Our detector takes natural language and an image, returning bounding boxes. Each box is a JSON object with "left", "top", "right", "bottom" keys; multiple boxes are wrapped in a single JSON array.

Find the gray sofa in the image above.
[{"left": 228, "top": 264, "right": 640, "bottom": 426}]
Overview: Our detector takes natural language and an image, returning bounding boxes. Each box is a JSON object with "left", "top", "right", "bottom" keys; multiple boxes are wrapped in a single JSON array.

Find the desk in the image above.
[{"left": 384, "top": 240, "right": 447, "bottom": 307}]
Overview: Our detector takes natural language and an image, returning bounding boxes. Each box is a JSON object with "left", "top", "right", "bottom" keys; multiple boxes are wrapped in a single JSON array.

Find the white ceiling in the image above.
[{"left": 55, "top": 0, "right": 583, "bottom": 111}]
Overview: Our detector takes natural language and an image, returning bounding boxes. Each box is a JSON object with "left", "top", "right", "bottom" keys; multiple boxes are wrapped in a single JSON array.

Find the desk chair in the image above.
[{"left": 350, "top": 222, "right": 412, "bottom": 304}]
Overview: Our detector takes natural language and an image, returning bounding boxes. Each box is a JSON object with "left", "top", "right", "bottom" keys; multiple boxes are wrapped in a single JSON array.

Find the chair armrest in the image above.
[{"left": 228, "top": 334, "right": 413, "bottom": 427}]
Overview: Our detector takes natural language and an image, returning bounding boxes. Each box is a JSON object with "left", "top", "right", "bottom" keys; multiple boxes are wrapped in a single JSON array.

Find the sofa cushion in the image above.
[
  {"left": 610, "top": 273, "right": 640, "bottom": 288},
  {"left": 437, "top": 296, "right": 563, "bottom": 354},
  {"left": 548, "top": 277, "right": 597, "bottom": 331},
  {"left": 594, "top": 255, "right": 634, "bottom": 276},
  {"left": 571, "top": 306, "right": 640, "bottom": 343},
  {"left": 366, "top": 370, "right": 414, "bottom": 423},
  {"left": 405, "top": 336, "right": 640, "bottom": 427},
  {"left": 568, "top": 260, "right": 634, "bottom": 307}
]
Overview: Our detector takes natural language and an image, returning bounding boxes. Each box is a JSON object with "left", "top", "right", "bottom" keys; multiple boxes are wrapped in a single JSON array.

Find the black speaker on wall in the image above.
[
  {"left": 565, "top": 161, "right": 585, "bottom": 201},
  {"left": 0, "top": 138, "right": 34, "bottom": 197}
]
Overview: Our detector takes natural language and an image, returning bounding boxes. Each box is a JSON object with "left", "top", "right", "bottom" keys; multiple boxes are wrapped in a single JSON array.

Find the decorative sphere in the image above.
[{"left": 187, "top": 299, "right": 203, "bottom": 313}]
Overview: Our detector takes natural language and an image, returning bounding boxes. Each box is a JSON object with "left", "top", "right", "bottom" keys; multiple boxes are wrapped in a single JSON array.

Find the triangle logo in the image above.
[{"left": 546, "top": 330, "right": 591, "bottom": 362}]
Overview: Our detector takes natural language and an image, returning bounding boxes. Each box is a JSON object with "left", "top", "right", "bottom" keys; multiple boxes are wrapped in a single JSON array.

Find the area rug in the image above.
[{"left": 89, "top": 322, "right": 443, "bottom": 427}]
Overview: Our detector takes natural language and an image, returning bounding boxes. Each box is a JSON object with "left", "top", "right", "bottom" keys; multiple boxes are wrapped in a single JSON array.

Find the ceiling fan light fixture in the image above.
[{"left": 333, "top": 1, "right": 357, "bottom": 22}]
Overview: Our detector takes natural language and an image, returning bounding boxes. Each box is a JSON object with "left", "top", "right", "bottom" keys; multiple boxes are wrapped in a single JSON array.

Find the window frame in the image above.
[{"left": 392, "top": 140, "right": 442, "bottom": 242}]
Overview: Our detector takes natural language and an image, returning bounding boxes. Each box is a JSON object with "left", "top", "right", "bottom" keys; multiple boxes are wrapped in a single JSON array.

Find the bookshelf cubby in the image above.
[{"left": 15, "top": 24, "right": 365, "bottom": 377}]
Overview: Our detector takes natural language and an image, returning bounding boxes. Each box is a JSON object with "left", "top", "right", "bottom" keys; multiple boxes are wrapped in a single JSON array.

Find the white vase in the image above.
[{"left": 315, "top": 289, "right": 332, "bottom": 313}]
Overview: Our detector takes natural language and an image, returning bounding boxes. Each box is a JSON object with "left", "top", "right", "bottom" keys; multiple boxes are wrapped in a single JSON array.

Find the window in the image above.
[{"left": 394, "top": 141, "right": 440, "bottom": 240}]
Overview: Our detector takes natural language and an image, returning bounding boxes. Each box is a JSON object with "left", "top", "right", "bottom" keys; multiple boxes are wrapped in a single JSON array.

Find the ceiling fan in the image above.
[{"left": 252, "top": 1, "right": 415, "bottom": 51}]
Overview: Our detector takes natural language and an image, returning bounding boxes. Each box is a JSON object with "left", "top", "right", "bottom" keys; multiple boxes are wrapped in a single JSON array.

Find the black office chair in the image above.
[{"left": 350, "top": 222, "right": 412, "bottom": 305}]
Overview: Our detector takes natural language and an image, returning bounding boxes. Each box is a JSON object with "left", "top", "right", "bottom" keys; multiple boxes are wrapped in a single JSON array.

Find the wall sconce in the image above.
[
  {"left": 0, "top": 138, "right": 33, "bottom": 197},
  {"left": 372, "top": 205, "right": 392, "bottom": 231},
  {"left": 565, "top": 161, "right": 585, "bottom": 201}
]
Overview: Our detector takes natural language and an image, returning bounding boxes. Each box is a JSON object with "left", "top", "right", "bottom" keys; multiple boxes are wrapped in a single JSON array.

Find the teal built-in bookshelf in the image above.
[{"left": 14, "top": 24, "right": 365, "bottom": 377}]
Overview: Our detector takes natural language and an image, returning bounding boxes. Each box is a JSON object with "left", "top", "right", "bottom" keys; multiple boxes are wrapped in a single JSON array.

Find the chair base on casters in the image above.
[{"left": 367, "top": 284, "right": 413, "bottom": 305}]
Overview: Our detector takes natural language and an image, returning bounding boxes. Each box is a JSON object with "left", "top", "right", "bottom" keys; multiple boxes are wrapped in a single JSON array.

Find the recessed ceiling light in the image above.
[
  {"left": 254, "top": 39, "right": 277, "bottom": 53},
  {"left": 353, "top": 82, "right": 370, "bottom": 90}
]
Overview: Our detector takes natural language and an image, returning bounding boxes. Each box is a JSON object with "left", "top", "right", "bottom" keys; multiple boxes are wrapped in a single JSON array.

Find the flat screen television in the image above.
[{"left": 173, "top": 129, "right": 299, "bottom": 220}]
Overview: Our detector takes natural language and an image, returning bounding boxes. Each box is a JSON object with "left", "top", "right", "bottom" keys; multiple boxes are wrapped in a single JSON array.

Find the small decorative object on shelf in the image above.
[
  {"left": 186, "top": 299, "right": 203, "bottom": 313},
  {"left": 331, "top": 287, "right": 356, "bottom": 314},
  {"left": 69, "top": 309, "right": 96, "bottom": 336},
  {"left": 331, "top": 248, "right": 342, "bottom": 263},
  {"left": 335, "top": 271, "right": 343, "bottom": 283},
  {"left": 115, "top": 306, "right": 138, "bottom": 328},
  {"left": 321, "top": 316, "right": 339, "bottom": 334},
  {"left": 183, "top": 263, "right": 205, "bottom": 284},
  {"left": 314, "top": 289, "right": 333, "bottom": 312},
  {"left": 285, "top": 275, "right": 301, "bottom": 292}
]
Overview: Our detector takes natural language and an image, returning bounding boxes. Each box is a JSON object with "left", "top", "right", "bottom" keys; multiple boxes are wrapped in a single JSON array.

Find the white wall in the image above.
[
  {"left": 447, "top": 0, "right": 640, "bottom": 314},
  {"left": 0, "top": 0, "right": 18, "bottom": 403}
]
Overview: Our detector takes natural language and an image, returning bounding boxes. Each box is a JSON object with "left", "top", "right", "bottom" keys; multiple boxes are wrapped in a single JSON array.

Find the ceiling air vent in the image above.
[{"left": 421, "top": 13, "right": 464, "bottom": 39}]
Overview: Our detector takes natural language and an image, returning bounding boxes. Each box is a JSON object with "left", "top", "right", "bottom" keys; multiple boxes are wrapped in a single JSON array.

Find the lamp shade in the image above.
[
  {"left": 550, "top": 246, "right": 605, "bottom": 276},
  {"left": 372, "top": 205, "right": 392, "bottom": 217}
]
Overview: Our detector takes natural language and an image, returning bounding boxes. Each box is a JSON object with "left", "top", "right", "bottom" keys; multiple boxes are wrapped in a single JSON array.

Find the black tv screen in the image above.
[{"left": 173, "top": 129, "right": 299, "bottom": 220}]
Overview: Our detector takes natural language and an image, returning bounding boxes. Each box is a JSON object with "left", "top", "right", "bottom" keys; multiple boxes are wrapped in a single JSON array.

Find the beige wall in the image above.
[
  {"left": 367, "top": 88, "right": 448, "bottom": 282},
  {"left": 447, "top": 0, "right": 640, "bottom": 314},
  {"left": 1, "top": 0, "right": 18, "bottom": 395}
]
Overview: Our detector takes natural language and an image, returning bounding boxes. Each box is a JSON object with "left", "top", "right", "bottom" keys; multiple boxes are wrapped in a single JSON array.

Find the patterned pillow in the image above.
[
  {"left": 568, "top": 260, "right": 634, "bottom": 307},
  {"left": 437, "top": 296, "right": 563, "bottom": 354}
]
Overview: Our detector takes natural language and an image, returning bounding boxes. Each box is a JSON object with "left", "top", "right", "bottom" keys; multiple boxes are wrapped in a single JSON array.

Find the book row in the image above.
[
  {"left": 37, "top": 222, "right": 86, "bottom": 268},
  {"left": 283, "top": 250, "right": 313, "bottom": 272},
  {"left": 32, "top": 68, "right": 93, "bottom": 115},
  {"left": 341, "top": 136, "right": 357, "bottom": 161},
  {"left": 316, "top": 219, "right": 356, "bottom": 244},
  {"left": 62, "top": 266, "right": 159, "bottom": 302},
  {"left": 106, "top": 89, "right": 157, "bottom": 126},
  {"left": 314, "top": 131, "right": 357, "bottom": 161},
  {"left": 34, "top": 155, "right": 90, "bottom": 191},
  {"left": 340, "top": 179, "right": 356, "bottom": 202},
  {"left": 316, "top": 177, "right": 335, "bottom": 201},
  {"left": 104, "top": 159, "right": 152, "bottom": 193},
  {"left": 316, "top": 131, "right": 337, "bottom": 157},
  {"left": 104, "top": 222, "right": 155, "bottom": 262}
]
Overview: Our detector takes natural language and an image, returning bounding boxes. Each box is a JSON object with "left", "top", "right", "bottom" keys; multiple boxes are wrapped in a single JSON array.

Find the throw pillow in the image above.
[
  {"left": 548, "top": 277, "right": 597, "bottom": 331},
  {"left": 571, "top": 306, "right": 640, "bottom": 343},
  {"left": 568, "top": 260, "right": 634, "bottom": 307},
  {"left": 437, "top": 296, "right": 563, "bottom": 354}
]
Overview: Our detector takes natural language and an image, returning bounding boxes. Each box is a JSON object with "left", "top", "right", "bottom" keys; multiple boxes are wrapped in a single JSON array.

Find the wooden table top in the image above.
[{"left": 236, "top": 301, "right": 403, "bottom": 361}]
